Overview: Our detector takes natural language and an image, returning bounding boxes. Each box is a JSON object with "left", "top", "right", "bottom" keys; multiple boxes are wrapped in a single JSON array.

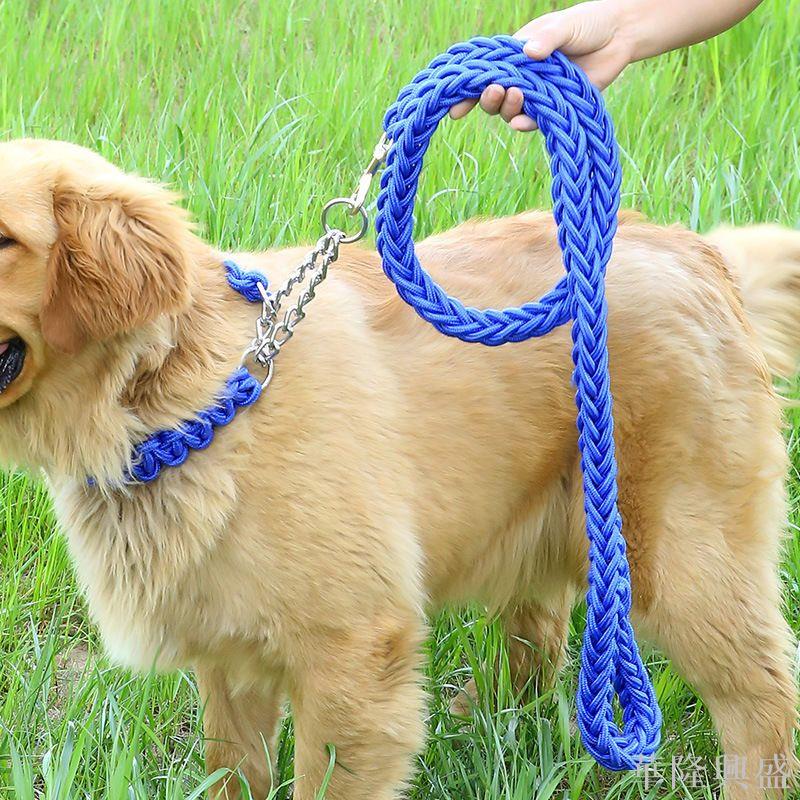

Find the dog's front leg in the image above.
[
  {"left": 289, "top": 612, "right": 427, "bottom": 800},
  {"left": 197, "top": 665, "right": 286, "bottom": 800}
]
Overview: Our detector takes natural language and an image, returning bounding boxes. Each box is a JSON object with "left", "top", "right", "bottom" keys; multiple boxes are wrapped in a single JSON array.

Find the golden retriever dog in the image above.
[{"left": 0, "top": 139, "right": 797, "bottom": 800}]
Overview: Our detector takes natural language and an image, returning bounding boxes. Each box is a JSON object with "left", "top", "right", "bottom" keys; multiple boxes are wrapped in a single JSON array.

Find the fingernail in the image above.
[
  {"left": 512, "top": 117, "right": 538, "bottom": 132},
  {"left": 523, "top": 40, "right": 543, "bottom": 58}
]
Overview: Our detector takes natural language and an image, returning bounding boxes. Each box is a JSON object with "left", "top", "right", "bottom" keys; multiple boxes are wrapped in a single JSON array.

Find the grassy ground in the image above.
[{"left": 1, "top": 0, "right": 799, "bottom": 798}]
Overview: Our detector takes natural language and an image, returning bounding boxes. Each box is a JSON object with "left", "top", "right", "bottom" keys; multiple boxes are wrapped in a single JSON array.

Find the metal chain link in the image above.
[
  {"left": 241, "top": 134, "right": 391, "bottom": 389},
  {"left": 241, "top": 230, "right": 343, "bottom": 389}
]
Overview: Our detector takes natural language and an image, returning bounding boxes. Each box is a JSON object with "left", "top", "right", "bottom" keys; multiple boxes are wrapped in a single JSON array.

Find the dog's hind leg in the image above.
[
  {"left": 636, "top": 498, "right": 797, "bottom": 800},
  {"left": 197, "top": 666, "right": 286, "bottom": 800},
  {"left": 503, "top": 591, "right": 575, "bottom": 696},
  {"left": 450, "top": 593, "right": 574, "bottom": 716}
]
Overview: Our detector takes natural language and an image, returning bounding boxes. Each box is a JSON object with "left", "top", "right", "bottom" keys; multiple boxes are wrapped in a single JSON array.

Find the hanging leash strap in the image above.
[
  {"left": 114, "top": 34, "right": 661, "bottom": 769},
  {"left": 371, "top": 35, "right": 661, "bottom": 770}
]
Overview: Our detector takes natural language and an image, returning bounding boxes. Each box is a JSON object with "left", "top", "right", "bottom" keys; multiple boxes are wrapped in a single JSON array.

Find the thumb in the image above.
[{"left": 514, "top": 13, "right": 576, "bottom": 60}]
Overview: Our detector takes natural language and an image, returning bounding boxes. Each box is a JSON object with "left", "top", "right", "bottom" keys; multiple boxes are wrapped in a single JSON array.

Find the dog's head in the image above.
[{"left": 0, "top": 139, "right": 195, "bottom": 409}]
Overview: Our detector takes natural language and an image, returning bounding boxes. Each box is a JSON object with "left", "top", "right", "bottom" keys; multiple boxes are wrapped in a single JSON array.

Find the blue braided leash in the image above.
[{"left": 374, "top": 35, "right": 661, "bottom": 770}]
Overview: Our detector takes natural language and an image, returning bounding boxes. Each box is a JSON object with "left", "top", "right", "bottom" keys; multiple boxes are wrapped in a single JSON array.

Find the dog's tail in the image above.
[{"left": 707, "top": 224, "right": 800, "bottom": 379}]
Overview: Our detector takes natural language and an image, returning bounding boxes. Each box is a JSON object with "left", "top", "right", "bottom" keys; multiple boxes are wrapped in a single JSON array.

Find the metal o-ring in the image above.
[{"left": 321, "top": 198, "right": 369, "bottom": 244}]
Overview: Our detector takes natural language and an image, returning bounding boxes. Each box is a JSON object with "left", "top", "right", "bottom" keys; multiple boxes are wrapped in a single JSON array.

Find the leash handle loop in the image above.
[{"left": 374, "top": 34, "right": 662, "bottom": 771}]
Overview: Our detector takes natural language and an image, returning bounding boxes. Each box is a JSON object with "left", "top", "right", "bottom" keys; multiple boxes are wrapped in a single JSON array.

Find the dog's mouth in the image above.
[{"left": 0, "top": 337, "right": 26, "bottom": 394}]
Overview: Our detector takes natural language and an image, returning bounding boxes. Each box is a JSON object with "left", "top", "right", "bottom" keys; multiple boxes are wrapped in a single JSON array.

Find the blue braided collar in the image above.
[{"left": 108, "top": 260, "right": 270, "bottom": 485}]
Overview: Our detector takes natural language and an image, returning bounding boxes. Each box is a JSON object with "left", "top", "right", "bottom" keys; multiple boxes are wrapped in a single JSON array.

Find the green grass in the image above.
[{"left": 0, "top": 0, "right": 798, "bottom": 797}]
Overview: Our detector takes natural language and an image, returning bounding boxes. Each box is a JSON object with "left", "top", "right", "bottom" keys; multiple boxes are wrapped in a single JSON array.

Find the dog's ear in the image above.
[{"left": 40, "top": 173, "right": 193, "bottom": 354}]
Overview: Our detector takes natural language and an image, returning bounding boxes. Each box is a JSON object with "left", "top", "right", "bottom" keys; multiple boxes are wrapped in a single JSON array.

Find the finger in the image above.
[
  {"left": 521, "top": 25, "right": 570, "bottom": 60},
  {"left": 449, "top": 99, "right": 478, "bottom": 120},
  {"left": 509, "top": 114, "right": 538, "bottom": 133},
  {"left": 499, "top": 87, "right": 524, "bottom": 124},
  {"left": 514, "top": 14, "right": 573, "bottom": 60},
  {"left": 478, "top": 84, "right": 505, "bottom": 116}
]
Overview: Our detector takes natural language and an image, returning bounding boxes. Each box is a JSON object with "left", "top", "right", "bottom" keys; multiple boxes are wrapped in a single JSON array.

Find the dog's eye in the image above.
[{"left": 0, "top": 236, "right": 14, "bottom": 250}]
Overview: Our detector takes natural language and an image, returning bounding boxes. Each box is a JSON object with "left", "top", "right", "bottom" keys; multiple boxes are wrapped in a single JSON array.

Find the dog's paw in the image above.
[{"left": 449, "top": 677, "right": 479, "bottom": 718}]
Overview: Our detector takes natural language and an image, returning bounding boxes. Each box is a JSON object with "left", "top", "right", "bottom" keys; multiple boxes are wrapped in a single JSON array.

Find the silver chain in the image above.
[{"left": 241, "top": 134, "right": 391, "bottom": 389}]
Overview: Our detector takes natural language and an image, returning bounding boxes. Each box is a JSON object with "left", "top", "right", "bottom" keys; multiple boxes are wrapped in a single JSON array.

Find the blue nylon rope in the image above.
[{"left": 374, "top": 35, "right": 661, "bottom": 770}]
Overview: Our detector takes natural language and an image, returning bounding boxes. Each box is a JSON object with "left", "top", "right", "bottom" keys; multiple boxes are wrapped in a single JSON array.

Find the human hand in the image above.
[
  {"left": 449, "top": 0, "right": 761, "bottom": 131},
  {"left": 449, "top": 0, "right": 635, "bottom": 131}
]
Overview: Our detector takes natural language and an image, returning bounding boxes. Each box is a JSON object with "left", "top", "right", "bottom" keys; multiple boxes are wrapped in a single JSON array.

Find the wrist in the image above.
[{"left": 605, "top": 0, "right": 650, "bottom": 64}]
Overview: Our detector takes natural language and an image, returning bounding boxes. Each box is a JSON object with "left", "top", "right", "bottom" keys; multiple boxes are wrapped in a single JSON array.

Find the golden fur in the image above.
[{"left": 0, "top": 139, "right": 797, "bottom": 799}]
